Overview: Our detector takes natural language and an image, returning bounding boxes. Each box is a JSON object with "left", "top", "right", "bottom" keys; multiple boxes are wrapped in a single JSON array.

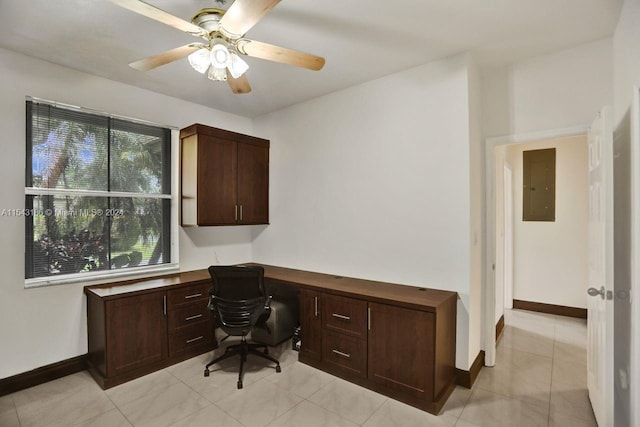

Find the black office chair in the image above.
[{"left": 204, "top": 265, "right": 281, "bottom": 389}]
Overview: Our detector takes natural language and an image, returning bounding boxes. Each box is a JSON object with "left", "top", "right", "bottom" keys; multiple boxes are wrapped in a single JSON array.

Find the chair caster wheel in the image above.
[
  {"left": 276, "top": 365, "right": 281, "bottom": 373},
  {"left": 237, "top": 380, "right": 243, "bottom": 389},
  {"left": 204, "top": 369, "right": 210, "bottom": 377}
]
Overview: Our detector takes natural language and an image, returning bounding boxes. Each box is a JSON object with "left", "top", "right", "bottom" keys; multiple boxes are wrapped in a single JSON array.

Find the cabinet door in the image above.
[
  {"left": 299, "top": 289, "right": 322, "bottom": 361},
  {"left": 237, "top": 141, "right": 269, "bottom": 224},
  {"left": 368, "top": 302, "right": 435, "bottom": 401},
  {"left": 106, "top": 292, "right": 167, "bottom": 376},
  {"left": 198, "top": 135, "right": 237, "bottom": 225}
]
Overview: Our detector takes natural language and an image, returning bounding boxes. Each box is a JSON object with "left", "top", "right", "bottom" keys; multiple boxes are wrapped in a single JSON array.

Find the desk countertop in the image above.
[
  {"left": 253, "top": 264, "right": 456, "bottom": 312},
  {"left": 85, "top": 269, "right": 210, "bottom": 298},
  {"left": 85, "top": 263, "right": 457, "bottom": 312}
]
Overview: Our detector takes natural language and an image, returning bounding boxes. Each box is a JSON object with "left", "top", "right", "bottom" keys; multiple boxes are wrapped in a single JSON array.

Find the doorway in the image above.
[{"left": 483, "top": 125, "right": 588, "bottom": 366}]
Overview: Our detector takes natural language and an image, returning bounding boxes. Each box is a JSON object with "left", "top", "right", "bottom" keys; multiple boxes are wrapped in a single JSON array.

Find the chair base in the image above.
[{"left": 204, "top": 337, "right": 281, "bottom": 389}]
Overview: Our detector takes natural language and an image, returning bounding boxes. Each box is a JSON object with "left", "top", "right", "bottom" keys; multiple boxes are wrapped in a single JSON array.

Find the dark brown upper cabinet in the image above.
[
  {"left": 180, "top": 124, "right": 269, "bottom": 226},
  {"left": 523, "top": 148, "right": 556, "bottom": 222}
]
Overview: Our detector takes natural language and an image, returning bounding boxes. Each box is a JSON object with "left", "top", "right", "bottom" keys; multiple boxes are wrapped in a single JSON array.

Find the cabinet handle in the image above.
[
  {"left": 332, "top": 349, "right": 351, "bottom": 358},
  {"left": 186, "top": 336, "right": 204, "bottom": 344},
  {"left": 235, "top": 205, "right": 238, "bottom": 221},
  {"left": 331, "top": 313, "right": 351, "bottom": 321},
  {"left": 185, "top": 314, "right": 203, "bottom": 321},
  {"left": 368, "top": 307, "right": 371, "bottom": 330},
  {"left": 184, "top": 293, "right": 202, "bottom": 300},
  {"left": 240, "top": 204, "right": 243, "bottom": 221},
  {"left": 163, "top": 295, "right": 167, "bottom": 316},
  {"left": 314, "top": 296, "right": 318, "bottom": 317}
]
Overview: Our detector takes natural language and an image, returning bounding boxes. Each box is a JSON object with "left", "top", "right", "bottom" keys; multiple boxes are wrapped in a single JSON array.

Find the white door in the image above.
[
  {"left": 587, "top": 106, "right": 615, "bottom": 426},
  {"left": 503, "top": 164, "right": 514, "bottom": 310}
]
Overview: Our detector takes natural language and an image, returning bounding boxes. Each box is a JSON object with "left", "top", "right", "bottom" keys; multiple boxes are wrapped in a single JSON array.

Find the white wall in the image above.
[
  {"left": 613, "top": 0, "right": 640, "bottom": 127},
  {"left": 252, "top": 54, "right": 479, "bottom": 369},
  {"left": 0, "top": 47, "right": 258, "bottom": 378},
  {"left": 483, "top": 38, "right": 613, "bottom": 138},
  {"left": 612, "top": 1, "right": 640, "bottom": 424},
  {"left": 505, "top": 135, "right": 589, "bottom": 308}
]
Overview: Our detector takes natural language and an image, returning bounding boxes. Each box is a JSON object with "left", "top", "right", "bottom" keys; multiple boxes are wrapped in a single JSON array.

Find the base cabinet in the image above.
[
  {"left": 106, "top": 292, "right": 168, "bottom": 377},
  {"left": 299, "top": 289, "right": 456, "bottom": 414},
  {"left": 86, "top": 279, "right": 217, "bottom": 389}
]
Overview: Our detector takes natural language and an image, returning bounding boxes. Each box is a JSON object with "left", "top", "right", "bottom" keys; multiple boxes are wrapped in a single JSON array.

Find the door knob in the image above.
[{"left": 587, "top": 286, "right": 605, "bottom": 299}]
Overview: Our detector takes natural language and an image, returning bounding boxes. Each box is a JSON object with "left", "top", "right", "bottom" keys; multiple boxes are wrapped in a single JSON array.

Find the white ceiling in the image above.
[{"left": 0, "top": 0, "right": 622, "bottom": 118}]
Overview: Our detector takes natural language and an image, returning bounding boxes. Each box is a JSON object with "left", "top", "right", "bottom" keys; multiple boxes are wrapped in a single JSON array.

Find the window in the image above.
[{"left": 25, "top": 99, "right": 172, "bottom": 283}]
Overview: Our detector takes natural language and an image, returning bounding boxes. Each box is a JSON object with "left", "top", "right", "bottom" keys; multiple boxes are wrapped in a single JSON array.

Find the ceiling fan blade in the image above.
[
  {"left": 108, "top": 0, "right": 208, "bottom": 38},
  {"left": 129, "top": 43, "right": 205, "bottom": 71},
  {"left": 226, "top": 70, "right": 252, "bottom": 94},
  {"left": 236, "top": 39, "right": 325, "bottom": 71},
  {"left": 219, "top": 0, "right": 281, "bottom": 37}
]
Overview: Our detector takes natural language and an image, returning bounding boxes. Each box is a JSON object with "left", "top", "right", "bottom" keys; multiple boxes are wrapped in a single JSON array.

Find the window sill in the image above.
[{"left": 25, "top": 263, "right": 180, "bottom": 289}]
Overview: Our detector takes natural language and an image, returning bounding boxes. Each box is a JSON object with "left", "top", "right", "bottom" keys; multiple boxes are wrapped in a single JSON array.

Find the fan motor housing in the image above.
[{"left": 191, "top": 8, "right": 225, "bottom": 33}]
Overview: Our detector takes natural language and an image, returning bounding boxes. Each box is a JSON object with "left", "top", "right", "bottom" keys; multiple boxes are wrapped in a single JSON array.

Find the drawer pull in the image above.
[
  {"left": 186, "top": 336, "right": 204, "bottom": 344},
  {"left": 185, "top": 314, "right": 203, "bottom": 321},
  {"left": 184, "top": 293, "right": 202, "bottom": 300},
  {"left": 332, "top": 349, "right": 351, "bottom": 358},
  {"left": 332, "top": 313, "right": 351, "bottom": 321}
]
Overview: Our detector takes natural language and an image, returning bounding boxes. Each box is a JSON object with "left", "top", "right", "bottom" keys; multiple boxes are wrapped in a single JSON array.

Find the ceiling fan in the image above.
[{"left": 108, "top": 0, "right": 326, "bottom": 94}]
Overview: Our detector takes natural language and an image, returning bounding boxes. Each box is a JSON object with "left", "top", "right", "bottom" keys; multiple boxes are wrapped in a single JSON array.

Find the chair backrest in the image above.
[
  {"left": 208, "top": 266, "right": 268, "bottom": 336},
  {"left": 208, "top": 265, "right": 266, "bottom": 300}
]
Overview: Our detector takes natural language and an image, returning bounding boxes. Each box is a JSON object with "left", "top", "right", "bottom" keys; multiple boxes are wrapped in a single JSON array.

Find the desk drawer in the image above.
[
  {"left": 167, "top": 283, "right": 210, "bottom": 308},
  {"left": 322, "top": 294, "right": 367, "bottom": 338},
  {"left": 169, "top": 322, "right": 214, "bottom": 357},
  {"left": 322, "top": 330, "right": 366, "bottom": 378},
  {"left": 168, "top": 302, "right": 212, "bottom": 331}
]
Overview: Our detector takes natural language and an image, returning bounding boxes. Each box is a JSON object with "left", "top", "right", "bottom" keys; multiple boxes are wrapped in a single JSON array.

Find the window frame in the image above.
[{"left": 24, "top": 97, "right": 179, "bottom": 288}]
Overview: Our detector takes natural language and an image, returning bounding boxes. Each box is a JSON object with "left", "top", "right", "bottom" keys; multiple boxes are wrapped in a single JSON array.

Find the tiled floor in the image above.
[{"left": 0, "top": 309, "right": 596, "bottom": 426}]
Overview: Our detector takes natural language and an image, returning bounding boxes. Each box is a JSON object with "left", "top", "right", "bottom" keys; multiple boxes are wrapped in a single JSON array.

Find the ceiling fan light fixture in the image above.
[
  {"left": 111, "top": 0, "right": 326, "bottom": 94},
  {"left": 228, "top": 51, "right": 249, "bottom": 79},
  {"left": 188, "top": 48, "right": 210, "bottom": 74}
]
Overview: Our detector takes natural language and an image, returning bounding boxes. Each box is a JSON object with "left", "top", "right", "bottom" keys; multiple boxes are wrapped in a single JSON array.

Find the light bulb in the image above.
[
  {"left": 210, "top": 44, "right": 230, "bottom": 69},
  {"left": 228, "top": 52, "right": 249, "bottom": 79},
  {"left": 188, "top": 48, "right": 210, "bottom": 74}
]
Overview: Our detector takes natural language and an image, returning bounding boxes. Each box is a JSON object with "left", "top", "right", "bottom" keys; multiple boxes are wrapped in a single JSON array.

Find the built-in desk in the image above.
[{"left": 85, "top": 264, "right": 457, "bottom": 414}]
